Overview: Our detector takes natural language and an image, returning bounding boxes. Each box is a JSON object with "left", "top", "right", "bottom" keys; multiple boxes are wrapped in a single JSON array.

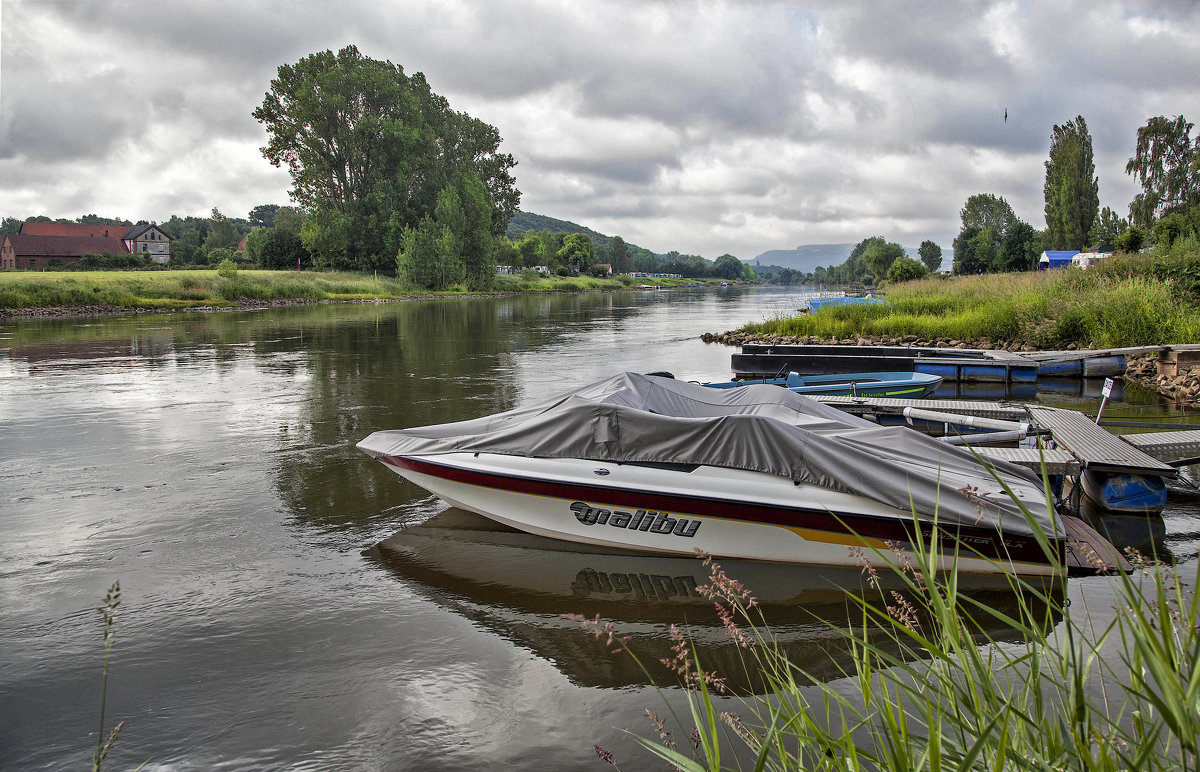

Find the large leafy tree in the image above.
[
  {"left": 952, "top": 194, "right": 1038, "bottom": 274},
  {"left": 273, "top": 207, "right": 303, "bottom": 236},
  {"left": 918, "top": 240, "right": 943, "bottom": 272},
  {"left": 862, "top": 239, "right": 906, "bottom": 280},
  {"left": 713, "top": 254, "right": 744, "bottom": 280},
  {"left": 1125, "top": 115, "right": 1200, "bottom": 228},
  {"left": 254, "top": 45, "right": 519, "bottom": 272},
  {"left": 397, "top": 216, "right": 444, "bottom": 289},
  {"left": 887, "top": 256, "right": 927, "bottom": 283},
  {"left": 259, "top": 228, "right": 310, "bottom": 269},
  {"left": 1043, "top": 116, "right": 1099, "bottom": 250},
  {"left": 455, "top": 174, "right": 496, "bottom": 291},
  {"left": 203, "top": 208, "right": 240, "bottom": 253},
  {"left": 830, "top": 236, "right": 883, "bottom": 284},
  {"left": 1089, "top": 206, "right": 1128, "bottom": 247},
  {"left": 248, "top": 204, "right": 280, "bottom": 229},
  {"left": 558, "top": 233, "right": 594, "bottom": 273}
]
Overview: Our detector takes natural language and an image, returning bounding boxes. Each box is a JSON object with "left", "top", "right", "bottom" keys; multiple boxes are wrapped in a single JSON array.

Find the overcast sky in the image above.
[{"left": 2, "top": 0, "right": 1198, "bottom": 260}]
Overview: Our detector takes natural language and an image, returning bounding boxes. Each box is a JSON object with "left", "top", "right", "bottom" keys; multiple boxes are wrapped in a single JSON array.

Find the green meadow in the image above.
[
  {"left": 0, "top": 269, "right": 710, "bottom": 311},
  {"left": 743, "top": 240, "right": 1200, "bottom": 349}
]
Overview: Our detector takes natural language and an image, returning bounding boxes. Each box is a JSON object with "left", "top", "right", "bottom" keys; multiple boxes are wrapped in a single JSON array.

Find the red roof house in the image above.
[
  {"left": 19, "top": 222, "right": 128, "bottom": 238},
  {"left": 1, "top": 234, "right": 129, "bottom": 269},
  {"left": 4, "top": 221, "right": 172, "bottom": 268}
]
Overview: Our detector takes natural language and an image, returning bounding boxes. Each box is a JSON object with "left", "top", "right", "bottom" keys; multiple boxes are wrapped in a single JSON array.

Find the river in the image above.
[{"left": 2, "top": 285, "right": 1198, "bottom": 770}]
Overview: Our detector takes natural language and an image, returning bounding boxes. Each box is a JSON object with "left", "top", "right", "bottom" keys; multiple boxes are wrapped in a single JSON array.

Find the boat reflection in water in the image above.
[
  {"left": 364, "top": 509, "right": 1064, "bottom": 691},
  {"left": 930, "top": 377, "right": 1125, "bottom": 402},
  {"left": 1076, "top": 493, "right": 1171, "bottom": 563}
]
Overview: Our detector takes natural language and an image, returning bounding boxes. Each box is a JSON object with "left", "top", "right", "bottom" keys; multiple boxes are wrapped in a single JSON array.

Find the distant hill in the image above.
[
  {"left": 505, "top": 211, "right": 659, "bottom": 262},
  {"left": 506, "top": 215, "right": 954, "bottom": 272},
  {"left": 749, "top": 244, "right": 856, "bottom": 273},
  {"left": 507, "top": 211, "right": 604, "bottom": 241}
]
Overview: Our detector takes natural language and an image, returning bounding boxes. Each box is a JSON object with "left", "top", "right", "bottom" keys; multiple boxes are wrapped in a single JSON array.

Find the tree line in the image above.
[
  {"left": 761, "top": 112, "right": 1200, "bottom": 286},
  {"left": 4, "top": 46, "right": 753, "bottom": 284},
  {"left": 0, "top": 206, "right": 754, "bottom": 281},
  {"left": 17, "top": 47, "right": 1196, "bottom": 288},
  {"left": 951, "top": 113, "right": 1200, "bottom": 275}
]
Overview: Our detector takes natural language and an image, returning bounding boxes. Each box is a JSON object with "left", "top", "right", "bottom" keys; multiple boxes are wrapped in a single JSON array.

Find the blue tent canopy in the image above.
[{"left": 1039, "top": 250, "right": 1079, "bottom": 269}]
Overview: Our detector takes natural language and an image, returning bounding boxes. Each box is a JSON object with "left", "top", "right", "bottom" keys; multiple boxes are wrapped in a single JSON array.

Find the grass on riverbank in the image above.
[
  {"left": 746, "top": 241, "right": 1200, "bottom": 349},
  {"left": 0, "top": 269, "right": 718, "bottom": 311}
]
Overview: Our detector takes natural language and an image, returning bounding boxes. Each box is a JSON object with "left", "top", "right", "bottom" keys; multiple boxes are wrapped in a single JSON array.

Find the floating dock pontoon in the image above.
[{"left": 730, "top": 344, "right": 1200, "bottom": 384}]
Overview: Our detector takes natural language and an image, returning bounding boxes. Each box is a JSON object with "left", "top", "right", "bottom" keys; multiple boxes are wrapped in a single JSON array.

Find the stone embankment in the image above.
[
  {"left": 702, "top": 331, "right": 1200, "bottom": 405},
  {"left": 1125, "top": 354, "right": 1200, "bottom": 405},
  {"left": 0, "top": 298, "right": 327, "bottom": 320},
  {"left": 700, "top": 330, "right": 1074, "bottom": 352}
]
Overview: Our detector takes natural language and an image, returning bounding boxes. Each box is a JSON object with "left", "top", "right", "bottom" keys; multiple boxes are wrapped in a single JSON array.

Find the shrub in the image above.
[
  {"left": 1116, "top": 227, "right": 1146, "bottom": 253},
  {"left": 885, "top": 256, "right": 927, "bottom": 283},
  {"left": 216, "top": 259, "right": 237, "bottom": 279}
]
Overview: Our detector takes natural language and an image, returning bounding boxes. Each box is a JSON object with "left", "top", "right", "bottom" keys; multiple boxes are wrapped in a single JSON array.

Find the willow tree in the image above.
[
  {"left": 254, "top": 45, "right": 519, "bottom": 272},
  {"left": 1043, "top": 116, "right": 1099, "bottom": 250},
  {"left": 1125, "top": 115, "right": 1199, "bottom": 229}
]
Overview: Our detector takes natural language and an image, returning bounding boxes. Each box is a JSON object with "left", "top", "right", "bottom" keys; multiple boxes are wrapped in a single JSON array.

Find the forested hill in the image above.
[{"left": 506, "top": 211, "right": 659, "bottom": 263}]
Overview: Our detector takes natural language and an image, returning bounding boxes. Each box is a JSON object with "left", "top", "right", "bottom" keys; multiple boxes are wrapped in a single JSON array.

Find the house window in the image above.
[
  {"left": 142, "top": 244, "right": 148, "bottom": 252},
  {"left": 29, "top": 259, "right": 36, "bottom": 266}
]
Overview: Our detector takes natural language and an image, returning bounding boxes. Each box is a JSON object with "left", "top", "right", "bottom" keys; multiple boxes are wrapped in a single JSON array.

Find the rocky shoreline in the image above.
[
  {"left": 0, "top": 297, "right": 332, "bottom": 320},
  {"left": 701, "top": 330, "right": 1200, "bottom": 406},
  {"left": 0, "top": 287, "right": 617, "bottom": 322}
]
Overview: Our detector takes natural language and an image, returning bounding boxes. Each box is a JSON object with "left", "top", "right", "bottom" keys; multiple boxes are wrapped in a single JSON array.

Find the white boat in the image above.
[{"left": 358, "top": 373, "right": 1124, "bottom": 576}]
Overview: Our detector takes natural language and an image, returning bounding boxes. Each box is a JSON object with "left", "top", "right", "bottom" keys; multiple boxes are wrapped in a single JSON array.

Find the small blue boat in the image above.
[
  {"left": 1079, "top": 470, "right": 1168, "bottom": 514},
  {"left": 702, "top": 371, "right": 943, "bottom": 399}
]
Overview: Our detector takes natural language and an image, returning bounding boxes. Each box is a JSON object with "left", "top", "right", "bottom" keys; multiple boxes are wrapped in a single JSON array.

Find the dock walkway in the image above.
[
  {"left": 1025, "top": 406, "right": 1175, "bottom": 477},
  {"left": 813, "top": 394, "right": 1199, "bottom": 479}
]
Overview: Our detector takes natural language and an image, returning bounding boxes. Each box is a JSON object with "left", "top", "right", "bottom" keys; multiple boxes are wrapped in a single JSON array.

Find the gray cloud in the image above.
[{"left": 2, "top": 0, "right": 1199, "bottom": 259}]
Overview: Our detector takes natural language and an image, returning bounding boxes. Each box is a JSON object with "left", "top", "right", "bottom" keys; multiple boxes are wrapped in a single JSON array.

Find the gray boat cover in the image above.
[{"left": 358, "top": 372, "right": 1057, "bottom": 538}]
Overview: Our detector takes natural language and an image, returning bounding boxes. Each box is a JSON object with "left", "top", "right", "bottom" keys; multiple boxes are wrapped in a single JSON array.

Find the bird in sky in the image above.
[{"left": 1004, "top": 108, "right": 1008, "bottom": 123}]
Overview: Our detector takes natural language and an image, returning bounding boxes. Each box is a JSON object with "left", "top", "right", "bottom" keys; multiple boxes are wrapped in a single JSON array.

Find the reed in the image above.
[{"left": 578, "top": 510, "right": 1199, "bottom": 771}]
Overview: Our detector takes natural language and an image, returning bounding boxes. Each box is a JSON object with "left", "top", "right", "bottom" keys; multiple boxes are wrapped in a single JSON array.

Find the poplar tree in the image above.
[{"left": 1043, "top": 116, "right": 1099, "bottom": 250}]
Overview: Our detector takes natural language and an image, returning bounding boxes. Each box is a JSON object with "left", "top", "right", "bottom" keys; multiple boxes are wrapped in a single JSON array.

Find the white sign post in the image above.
[{"left": 1095, "top": 377, "right": 1114, "bottom": 423}]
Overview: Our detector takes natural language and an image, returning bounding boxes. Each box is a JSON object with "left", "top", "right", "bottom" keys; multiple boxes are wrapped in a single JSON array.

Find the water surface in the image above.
[{"left": 2, "top": 286, "right": 1197, "bottom": 770}]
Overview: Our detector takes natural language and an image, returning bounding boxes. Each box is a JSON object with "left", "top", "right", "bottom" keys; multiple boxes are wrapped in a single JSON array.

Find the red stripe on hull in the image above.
[{"left": 380, "top": 455, "right": 1060, "bottom": 566}]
